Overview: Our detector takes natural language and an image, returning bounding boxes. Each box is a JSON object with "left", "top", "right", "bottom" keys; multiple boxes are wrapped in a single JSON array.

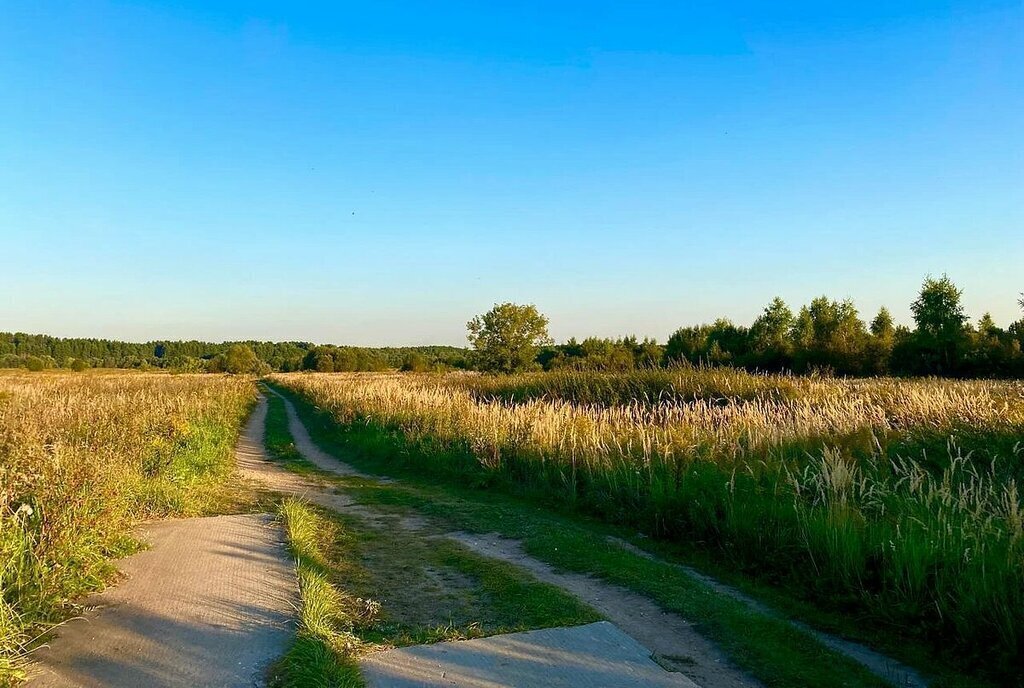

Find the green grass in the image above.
[
  {"left": 273, "top": 498, "right": 365, "bottom": 688},
  {"left": 267, "top": 377, "right": 1019, "bottom": 688},
  {"left": 337, "top": 514, "right": 598, "bottom": 648},
  {"left": 264, "top": 390, "right": 600, "bottom": 686},
  {"left": 0, "top": 371, "right": 273, "bottom": 687},
  {"left": 269, "top": 369, "right": 1024, "bottom": 686},
  {"left": 263, "top": 384, "right": 936, "bottom": 688},
  {"left": 1, "top": 399, "right": 257, "bottom": 686}
]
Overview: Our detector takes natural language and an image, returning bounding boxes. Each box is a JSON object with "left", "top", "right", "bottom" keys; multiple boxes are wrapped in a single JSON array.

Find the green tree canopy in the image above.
[
  {"left": 224, "top": 344, "right": 260, "bottom": 374},
  {"left": 912, "top": 275, "right": 967, "bottom": 339},
  {"left": 870, "top": 307, "right": 895, "bottom": 340},
  {"left": 910, "top": 275, "right": 968, "bottom": 372},
  {"left": 748, "top": 297, "right": 794, "bottom": 369},
  {"left": 467, "top": 303, "right": 551, "bottom": 373}
]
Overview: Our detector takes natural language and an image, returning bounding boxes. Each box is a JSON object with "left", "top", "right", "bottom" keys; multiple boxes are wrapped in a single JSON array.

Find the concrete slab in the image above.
[
  {"left": 24, "top": 514, "right": 298, "bottom": 688},
  {"left": 360, "top": 621, "right": 698, "bottom": 687}
]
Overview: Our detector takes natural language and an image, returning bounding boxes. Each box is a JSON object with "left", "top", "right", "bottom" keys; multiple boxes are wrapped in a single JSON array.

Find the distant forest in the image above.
[
  {"left": 0, "top": 335, "right": 470, "bottom": 373},
  {"left": 3, "top": 277, "right": 1022, "bottom": 378}
]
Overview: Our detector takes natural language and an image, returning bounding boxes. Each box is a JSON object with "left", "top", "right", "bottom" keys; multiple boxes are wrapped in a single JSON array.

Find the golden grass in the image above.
[
  {"left": 271, "top": 369, "right": 1024, "bottom": 676},
  {"left": 0, "top": 370, "right": 255, "bottom": 684}
]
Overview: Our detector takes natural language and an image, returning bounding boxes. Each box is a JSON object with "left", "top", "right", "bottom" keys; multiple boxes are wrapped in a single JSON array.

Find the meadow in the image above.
[
  {"left": 271, "top": 369, "right": 1024, "bottom": 681},
  {"left": 0, "top": 371, "right": 254, "bottom": 684}
]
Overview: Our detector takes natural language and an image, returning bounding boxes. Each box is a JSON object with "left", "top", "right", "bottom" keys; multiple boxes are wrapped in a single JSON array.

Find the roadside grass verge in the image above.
[
  {"left": 0, "top": 372, "right": 256, "bottom": 687},
  {"left": 272, "top": 497, "right": 598, "bottom": 687},
  {"left": 340, "top": 513, "right": 599, "bottom": 648},
  {"left": 274, "top": 498, "right": 365, "bottom": 688}
]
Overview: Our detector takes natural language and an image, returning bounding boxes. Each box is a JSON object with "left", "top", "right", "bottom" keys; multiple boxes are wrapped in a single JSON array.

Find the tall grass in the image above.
[
  {"left": 0, "top": 371, "right": 254, "bottom": 684},
  {"left": 271, "top": 370, "right": 1024, "bottom": 681}
]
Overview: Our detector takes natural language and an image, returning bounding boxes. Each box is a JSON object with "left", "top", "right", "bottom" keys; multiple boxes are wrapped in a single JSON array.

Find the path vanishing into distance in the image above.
[{"left": 25, "top": 390, "right": 928, "bottom": 688}]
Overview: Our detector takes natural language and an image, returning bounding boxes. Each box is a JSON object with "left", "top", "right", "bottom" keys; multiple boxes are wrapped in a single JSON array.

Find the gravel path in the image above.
[{"left": 23, "top": 514, "right": 297, "bottom": 688}]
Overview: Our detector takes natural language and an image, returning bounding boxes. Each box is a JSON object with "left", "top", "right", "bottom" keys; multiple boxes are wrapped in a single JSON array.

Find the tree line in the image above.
[
  {"left": 0, "top": 334, "right": 469, "bottom": 374},
  {"left": 4, "top": 276, "right": 1021, "bottom": 378},
  {"left": 472, "top": 276, "right": 1024, "bottom": 378}
]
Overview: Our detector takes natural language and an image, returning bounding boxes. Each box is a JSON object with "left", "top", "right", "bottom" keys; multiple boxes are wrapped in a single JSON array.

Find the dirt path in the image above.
[
  {"left": 253, "top": 390, "right": 758, "bottom": 688},
  {"left": 24, "top": 514, "right": 297, "bottom": 688}
]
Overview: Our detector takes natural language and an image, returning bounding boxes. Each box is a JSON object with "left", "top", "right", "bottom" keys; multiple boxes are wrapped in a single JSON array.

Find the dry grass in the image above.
[
  {"left": 0, "top": 370, "right": 255, "bottom": 684},
  {"left": 272, "top": 369, "right": 1024, "bottom": 678}
]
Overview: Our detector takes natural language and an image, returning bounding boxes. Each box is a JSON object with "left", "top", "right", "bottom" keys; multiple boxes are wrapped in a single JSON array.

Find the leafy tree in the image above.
[
  {"left": 626, "top": 336, "right": 664, "bottom": 368},
  {"left": 665, "top": 326, "right": 707, "bottom": 364},
  {"left": 965, "top": 313, "right": 1023, "bottom": 376},
  {"left": 791, "top": 297, "right": 867, "bottom": 374},
  {"left": 864, "top": 307, "right": 896, "bottom": 375},
  {"left": 748, "top": 297, "right": 794, "bottom": 370},
  {"left": 665, "top": 320, "right": 747, "bottom": 366},
  {"left": 69, "top": 358, "right": 88, "bottom": 372},
  {"left": 467, "top": 303, "right": 551, "bottom": 373},
  {"left": 870, "top": 307, "right": 895, "bottom": 339},
  {"left": 910, "top": 275, "right": 968, "bottom": 374},
  {"left": 224, "top": 344, "right": 260, "bottom": 374},
  {"left": 24, "top": 356, "right": 45, "bottom": 372}
]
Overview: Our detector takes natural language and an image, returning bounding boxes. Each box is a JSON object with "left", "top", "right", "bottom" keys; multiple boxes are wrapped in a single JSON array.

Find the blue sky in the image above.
[{"left": 1, "top": 1, "right": 1021, "bottom": 345}]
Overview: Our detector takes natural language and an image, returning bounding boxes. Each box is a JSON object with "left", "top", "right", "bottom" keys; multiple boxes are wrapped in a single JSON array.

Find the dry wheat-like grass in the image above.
[
  {"left": 272, "top": 370, "right": 1024, "bottom": 672},
  {"left": 0, "top": 370, "right": 254, "bottom": 684}
]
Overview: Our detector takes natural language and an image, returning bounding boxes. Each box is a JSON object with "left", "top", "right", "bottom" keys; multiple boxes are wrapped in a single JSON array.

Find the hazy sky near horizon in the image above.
[{"left": 2, "top": 1, "right": 1022, "bottom": 346}]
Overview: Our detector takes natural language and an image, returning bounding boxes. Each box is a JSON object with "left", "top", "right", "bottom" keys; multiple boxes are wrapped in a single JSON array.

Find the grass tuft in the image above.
[{"left": 273, "top": 498, "right": 366, "bottom": 688}]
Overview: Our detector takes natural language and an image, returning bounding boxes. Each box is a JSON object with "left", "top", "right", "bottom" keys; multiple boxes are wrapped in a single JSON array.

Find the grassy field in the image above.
[
  {"left": 265, "top": 387, "right": 900, "bottom": 687},
  {"left": 270, "top": 369, "right": 1024, "bottom": 683},
  {"left": 0, "top": 371, "right": 255, "bottom": 685}
]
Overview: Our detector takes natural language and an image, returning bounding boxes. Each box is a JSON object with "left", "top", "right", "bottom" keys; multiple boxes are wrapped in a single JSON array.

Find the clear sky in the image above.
[{"left": 1, "top": 1, "right": 1021, "bottom": 346}]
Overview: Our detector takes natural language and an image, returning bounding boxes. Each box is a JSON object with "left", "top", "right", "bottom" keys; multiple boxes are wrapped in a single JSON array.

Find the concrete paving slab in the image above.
[
  {"left": 24, "top": 514, "right": 298, "bottom": 688},
  {"left": 360, "top": 621, "right": 698, "bottom": 687}
]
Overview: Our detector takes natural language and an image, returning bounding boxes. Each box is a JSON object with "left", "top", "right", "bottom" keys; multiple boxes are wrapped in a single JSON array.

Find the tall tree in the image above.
[
  {"left": 910, "top": 275, "right": 968, "bottom": 373},
  {"left": 749, "top": 297, "right": 794, "bottom": 370},
  {"left": 792, "top": 297, "right": 867, "bottom": 374},
  {"left": 467, "top": 303, "right": 552, "bottom": 373},
  {"left": 224, "top": 344, "right": 260, "bottom": 374},
  {"left": 865, "top": 307, "right": 896, "bottom": 375},
  {"left": 870, "top": 307, "right": 895, "bottom": 340}
]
